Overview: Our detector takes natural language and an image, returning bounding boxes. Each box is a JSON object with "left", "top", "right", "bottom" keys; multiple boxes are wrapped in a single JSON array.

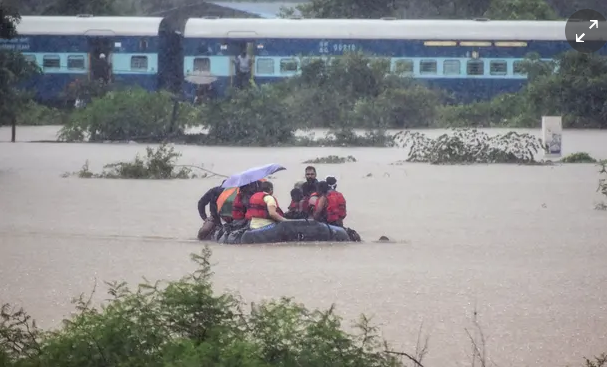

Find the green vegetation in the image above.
[
  {"left": 0, "top": 246, "right": 416, "bottom": 367},
  {"left": 63, "top": 144, "right": 200, "bottom": 179},
  {"left": 394, "top": 129, "right": 544, "bottom": 165},
  {"left": 303, "top": 155, "right": 357, "bottom": 164},
  {"left": 560, "top": 152, "right": 597, "bottom": 163},
  {"left": 597, "top": 160, "right": 607, "bottom": 210}
]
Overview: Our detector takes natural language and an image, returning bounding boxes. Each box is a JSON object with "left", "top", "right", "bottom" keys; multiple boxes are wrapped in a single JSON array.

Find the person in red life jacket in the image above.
[
  {"left": 245, "top": 181, "right": 288, "bottom": 229},
  {"left": 229, "top": 181, "right": 260, "bottom": 223},
  {"left": 285, "top": 187, "right": 308, "bottom": 219},
  {"left": 313, "top": 177, "right": 347, "bottom": 227},
  {"left": 299, "top": 181, "right": 319, "bottom": 217}
]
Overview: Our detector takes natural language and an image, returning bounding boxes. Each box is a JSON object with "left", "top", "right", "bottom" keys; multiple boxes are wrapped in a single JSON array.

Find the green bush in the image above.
[
  {"left": 394, "top": 128, "right": 543, "bottom": 164},
  {"left": 64, "top": 144, "right": 197, "bottom": 179},
  {"left": 58, "top": 87, "right": 202, "bottom": 142},
  {"left": 560, "top": 152, "right": 597, "bottom": 163},
  {"left": 0, "top": 246, "right": 409, "bottom": 367},
  {"left": 15, "top": 100, "right": 69, "bottom": 126},
  {"left": 201, "top": 85, "right": 297, "bottom": 146}
]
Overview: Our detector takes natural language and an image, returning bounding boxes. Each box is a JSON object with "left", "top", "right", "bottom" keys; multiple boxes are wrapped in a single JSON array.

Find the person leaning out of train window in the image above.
[
  {"left": 246, "top": 181, "right": 288, "bottom": 229},
  {"left": 313, "top": 177, "right": 347, "bottom": 227}
]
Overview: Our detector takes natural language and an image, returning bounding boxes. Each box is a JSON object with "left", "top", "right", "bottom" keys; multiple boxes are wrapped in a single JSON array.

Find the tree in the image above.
[
  {"left": 485, "top": 0, "right": 559, "bottom": 20},
  {"left": 41, "top": 0, "right": 119, "bottom": 16},
  {"left": 0, "top": 5, "right": 40, "bottom": 134}
]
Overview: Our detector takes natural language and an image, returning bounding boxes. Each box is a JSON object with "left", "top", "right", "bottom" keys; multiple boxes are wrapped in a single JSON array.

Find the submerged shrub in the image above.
[
  {"left": 0, "top": 246, "right": 409, "bottom": 367},
  {"left": 394, "top": 128, "right": 543, "bottom": 164},
  {"left": 66, "top": 144, "right": 197, "bottom": 179},
  {"left": 303, "top": 155, "right": 357, "bottom": 164},
  {"left": 560, "top": 152, "right": 597, "bottom": 163}
]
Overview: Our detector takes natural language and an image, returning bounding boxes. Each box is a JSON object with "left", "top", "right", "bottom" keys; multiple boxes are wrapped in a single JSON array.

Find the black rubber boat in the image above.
[{"left": 214, "top": 219, "right": 355, "bottom": 244}]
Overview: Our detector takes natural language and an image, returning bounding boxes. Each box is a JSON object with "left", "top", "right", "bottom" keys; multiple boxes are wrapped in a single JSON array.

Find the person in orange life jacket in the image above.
[
  {"left": 313, "top": 177, "right": 347, "bottom": 227},
  {"left": 246, "top": 181, "right": 288, "bottom": 229}
]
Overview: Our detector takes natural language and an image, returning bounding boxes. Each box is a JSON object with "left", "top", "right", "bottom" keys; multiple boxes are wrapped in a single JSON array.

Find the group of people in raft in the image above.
[{"left": 197, "top": 165, "right": 360, "bottom": 241}]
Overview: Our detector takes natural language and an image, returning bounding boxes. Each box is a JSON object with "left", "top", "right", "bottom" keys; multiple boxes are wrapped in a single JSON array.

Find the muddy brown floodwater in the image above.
[{"left": 1, "top": 126, "right": 607, "bottom": 367}]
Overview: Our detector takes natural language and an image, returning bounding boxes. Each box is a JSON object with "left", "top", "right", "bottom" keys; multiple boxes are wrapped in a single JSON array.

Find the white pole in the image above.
[{"left": 542, "top": 116, "right": 563, "bottom": 158}]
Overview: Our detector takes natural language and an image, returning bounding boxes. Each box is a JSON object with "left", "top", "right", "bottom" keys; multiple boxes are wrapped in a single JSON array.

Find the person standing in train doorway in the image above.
[{"left": 233, "top": 47, "right": 251, "bottom": 89}]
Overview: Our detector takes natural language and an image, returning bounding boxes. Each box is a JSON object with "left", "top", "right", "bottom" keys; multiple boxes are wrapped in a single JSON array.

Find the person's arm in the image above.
[
  {"left": 197, "top": 189, "right": 214, "bottom": 220},
  {"left": 265, "top": 196, "right": 287, "bottom": 222},
  {"left": 313, "top": 196, "right": 326, "bottom": 221}
]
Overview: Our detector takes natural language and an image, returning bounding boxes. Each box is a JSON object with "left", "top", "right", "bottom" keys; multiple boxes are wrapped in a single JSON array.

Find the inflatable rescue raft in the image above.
[{"left": 208, "top": 219, "right": 358, "bottom": 244}]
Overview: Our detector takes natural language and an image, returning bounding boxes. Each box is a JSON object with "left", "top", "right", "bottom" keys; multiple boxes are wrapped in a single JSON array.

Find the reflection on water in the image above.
[{"left": 1, "top": 126, "right": 607, "bottom": 367}]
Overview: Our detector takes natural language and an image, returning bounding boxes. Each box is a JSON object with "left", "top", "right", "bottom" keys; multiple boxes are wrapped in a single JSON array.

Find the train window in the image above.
[
  {"left": 193, "top": 57, "right": 211, "bottom": 72},
  {"left": 490, "top": 60, "right": 507, "bottom": 75},
  {"left": 139, "top": 39, "right": 148, "bottom": 51},
  {"left": 23, "top": 54, "right": 36, "bottom": 63},
  {"left": 513, "top": 61, "right": 526, "bottom": 75},
  {"left": 42, "top": 55, "right": 60, "bottom": 69},
  {"left": 394, "top": 59, "right": 413, "bottom": 74},
  {"left": 280, "top": 58, "right": 298, "bottom": 73},
  {"left": 256, "top": 58, "right": 274, "bottom": 74},
  {"left": 467, "top": 60, "right": 484, "bottom": 75},
  {"left": 443, "top": 60, "right": 460, "bottom": 75},
  {"left": 131, "top": 56, "right": 148, "bottom": 71},
  {"left": 67, "top": 55, "right": 85, "bottom": 70},
  {"left": 419, "top": 60, "right": 437, "bottom": 74}
]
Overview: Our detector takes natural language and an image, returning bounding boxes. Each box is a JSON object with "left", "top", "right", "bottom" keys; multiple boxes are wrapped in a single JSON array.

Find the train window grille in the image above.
[
  {"left": 67, "top": 55, "right": 85, "bottom": 70},
  {"left": 280, "top": 58, "right": 298, "bottom": 73},
  {"left": 467, "top": 60, "right": 484, "bottom": 75},
  {"left": 419, "top": 60, "right": 437, "bottom": 75},
  {"left": 130, "top": 56, "right": 148, "bottom": 71},
  {"left": 42, "top": 55, "right": 61, "bottom": 69},
  {"left": 394, "top": 59, "right": 413, "bottom": 75},
  {"left": 256, "top": 58, "right": 274, "bottom": 74},
  {"left": 193, "top": 57, "right": 210, "bottom": 72},
  {"left": 490, "top": 60, "right": 507, "bottom": 75},
  {"left": 443, "top": 60, "right": 461, "bottom": 75},
  {"left": 513, "top": 61, "right": 525, "bottom": 75}
]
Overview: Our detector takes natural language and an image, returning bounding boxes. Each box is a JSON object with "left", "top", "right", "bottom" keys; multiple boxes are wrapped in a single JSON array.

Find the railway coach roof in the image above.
[
  {"left": 183, "top": 18, "right": 607, "bottom": 41},
  {"left": 16, "top": 16, "right": 164, "bottom": 36}
]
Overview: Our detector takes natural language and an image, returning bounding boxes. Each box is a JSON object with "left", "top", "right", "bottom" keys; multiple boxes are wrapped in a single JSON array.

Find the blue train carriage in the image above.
[
  {"left": 182, "top": 18, "right": 599, "bottom": 102},
  {"left": 7, "top": 15, "right": 166, "bottom": 104}
]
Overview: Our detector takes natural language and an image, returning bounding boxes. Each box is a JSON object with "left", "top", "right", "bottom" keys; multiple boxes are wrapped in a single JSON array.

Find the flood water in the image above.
[{"left": 1, "top": 126, "right": 607, "bottom": 367}]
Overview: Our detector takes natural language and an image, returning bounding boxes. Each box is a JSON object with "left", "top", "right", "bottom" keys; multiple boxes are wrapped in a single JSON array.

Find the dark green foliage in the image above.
[
  {"left": 560, "top": 152, "right": 597, "bottom": 164},
  {"left": 0, "top": 5, "right": 41, "bottom": 126},
  {"left": 394, "top": 129, "right": 543, "bottom": 164},
  {"left": 58, "top": 87, "right": 202, "bottom": 142},
  {"left": 201, "top": 85, "right": 296, "bottom": 146},
  {"left": 303, "top": 155, "right": 357, "bottom": 164},
  {"left": 0, "top": 246, "right": 407, "bottom": 367}
]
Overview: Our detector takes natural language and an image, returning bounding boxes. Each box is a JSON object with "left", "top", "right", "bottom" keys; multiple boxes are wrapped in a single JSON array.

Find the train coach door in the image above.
[
  {"left": 226, "top": 32, "right": 257, "bottom": 89},
  {"left": 88, "top": 37, "right": 113, "bottom": 83}
]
